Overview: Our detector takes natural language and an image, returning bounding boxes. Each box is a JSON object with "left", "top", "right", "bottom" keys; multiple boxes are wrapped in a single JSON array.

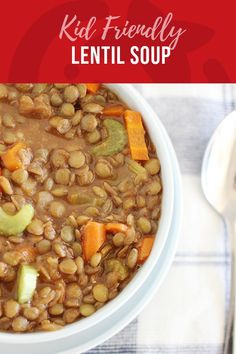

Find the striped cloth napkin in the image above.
[{"left": 88, "top": 84, "right": 236, "bottom": 354}]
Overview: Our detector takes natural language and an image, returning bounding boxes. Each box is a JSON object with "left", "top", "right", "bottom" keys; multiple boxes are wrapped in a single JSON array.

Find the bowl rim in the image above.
[{"left": 0, "top": 84, "right": 175, "bottom": 343}]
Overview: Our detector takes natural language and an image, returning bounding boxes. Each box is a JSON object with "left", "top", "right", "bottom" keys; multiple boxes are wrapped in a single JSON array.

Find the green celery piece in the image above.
[
  {"left": 0, "top": 204, "right": 34, "bottom": 236},
  {"left": 17, "top": 265, "right": 38, "bottom": 304},
  {"left": 125, "top": 157, "right": 147, "bottom": 176},
  {"left": 92, "top": 119, "right": 127, "bottom": 156}
]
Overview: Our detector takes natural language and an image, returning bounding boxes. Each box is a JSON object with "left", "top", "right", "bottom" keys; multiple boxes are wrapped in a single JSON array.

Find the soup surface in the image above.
[{"left": 0, "top": 83, "right": 162, "bottom": 332}]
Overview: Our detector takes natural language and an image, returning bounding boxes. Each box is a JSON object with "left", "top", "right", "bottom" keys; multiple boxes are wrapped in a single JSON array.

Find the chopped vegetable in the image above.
[
  {"left": 106, "top": 223, "right": 128, "bottom": 233},
  {"left": 15, "top": 243, "right": 37, "bottom": 263},
  {"left": 1, "top": 142, "right": 26, "bottom": 171},
  {"left": 92, "top": 119, "right": 127, "bottom": 156},
  {"left": 125, "top": 157, "right": 147, "bottom": 176},
  {"left": 124, "top": 110, "right": 149, "bottom": 161},
  {"left": 86, "top": 84, "right": 100, "bottom": 94},
  {"left": 103, "top": 104, "right": 125, "bottom": 117},
  {"left": 0, "top": 204, "right": 34, "bottom": 236},
  {"left": 105, "top": 259, "right": 128, "bottom": 280},
  {"left": 17, "top": 265, "right": 38, "bottom": 304},
  {"left": 137, "top": 237, "right": 154, "bottom": 264},
  {"left": 82, "top": 222, "right": 106, "bottom": 261}
]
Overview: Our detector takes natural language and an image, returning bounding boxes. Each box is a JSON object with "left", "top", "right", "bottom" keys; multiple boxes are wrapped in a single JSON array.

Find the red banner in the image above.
[{"left": 0, "top": 0, "right": 235, "bottom": 82}]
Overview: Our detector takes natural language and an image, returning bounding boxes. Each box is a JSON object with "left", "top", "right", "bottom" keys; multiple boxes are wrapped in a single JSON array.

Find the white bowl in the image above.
[{"left": 0, "top": 84, "right": 176, "bottom": 345}]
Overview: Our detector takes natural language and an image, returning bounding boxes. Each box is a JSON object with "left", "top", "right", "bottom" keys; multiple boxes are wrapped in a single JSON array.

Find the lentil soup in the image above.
[{"left": 0, "top": 83, "right": 162, "bottom": 332}]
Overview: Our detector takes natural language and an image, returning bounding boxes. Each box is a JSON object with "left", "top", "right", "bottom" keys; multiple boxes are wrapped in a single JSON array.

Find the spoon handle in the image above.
[{"left": 224, "top": 217, "right": 236, "bottom": 354}]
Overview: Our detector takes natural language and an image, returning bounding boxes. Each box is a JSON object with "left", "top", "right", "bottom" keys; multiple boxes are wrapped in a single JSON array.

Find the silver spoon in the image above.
[{"left": 201, "top": 111, "right": 236, "bottom": 354}]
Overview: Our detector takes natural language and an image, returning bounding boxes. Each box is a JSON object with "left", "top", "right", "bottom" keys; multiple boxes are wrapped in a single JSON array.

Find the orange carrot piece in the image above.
[
  {"left": 124, "top": 110, "right": 149, "bottom": 161},
  {"left": 82, "top": 222, "right": 106, "bottom": 261},
  {"left": 103, "top": 104, "right": 125, "bottom": 117},
  {"left": 1, "top": 142, "right": 26, "bottom": 171},
  {"left": 16, "top": 243, "right": 37, "bottom": 263},
  {"left": 86, "top": 83, "right": 100, "bottom": 94},
  {"left": 106, "top": 223, "right": 128, "bottom": 234},
  {"left": 138, "top": 237, "right": 154, "bottom": 264}
]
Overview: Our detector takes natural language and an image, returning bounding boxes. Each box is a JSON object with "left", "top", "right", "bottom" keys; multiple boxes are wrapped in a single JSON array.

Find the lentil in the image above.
[
  {"left": 11, "top": 169, "right": 28, "bottom": 185},
  {"left": 23, "top": 307, "right": 40, "bottom": 320},
  {"left": 60, "top": 103, "right": 75, "bottom": 117},
  {"left": 112, "top": 232, "right": 125, "bottom": 247},
  {"left": 12, "top": 317, "right": 28, "bottom": 332},
  {"left": 137, "top": 217, "right": 152, "bottom": 234},
  {"left": 59, "top": 259, "right": 77, "bottom": 274},
  {"left": 90, "top": 253, "right": 102, "bottom": 267},
  {"left": 49, "top": 304, "right": 64, "bottom": 316},
  {"left": 50, "top": 92, "right": 63, "bottom": 107},
  {"left": 86, "top": 129, "right": 101, "bottom": 144},
  {"left": 80, "top": 304, "right": 95, "bottom": 317},
  {"left": 64, "top": 85, "right": 79, "bottom": 103},
  {"left": 127, "top": 248, "right": 138, "bottom": 269},
  {"left": 54, "top": 168, "right": 70, "bottom": 185},
  {"left": 0, "top": 176, "right": 13, "bottom": 195},
  {"left": 2, "top": 113, "right": 15, "bottom": 128},
  {"left": 68, "top": 151, "right": 85, "bottom": 168},
  {"left": 60, "top": 225, "right": 75, "bottom": 243},
  {"left": 66, "top": 283, "right": 82, "bottom": 299},
  {"left": 63, "top": 309, "right": 80, "bottom": 323},
  {"left": 81, "top": 114, "right": 97, "bottom": 132},
  {"left": 95, "top": 161, "right": 113, "bottom": 178},
  {"left": 92, "top": 284, "right": 108, "bottom": 303},
  {"left": 49, "top": 201, "right": 66, "bottom": 218},
  {"left": 37, "top": 239, "right": 51, "bottom": 254},
  {"left": 27, "top": 218, "right": 44, "bottom": 235},
  {"left": 4, "top": 300, "right": 20, "bottom": 318}
]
